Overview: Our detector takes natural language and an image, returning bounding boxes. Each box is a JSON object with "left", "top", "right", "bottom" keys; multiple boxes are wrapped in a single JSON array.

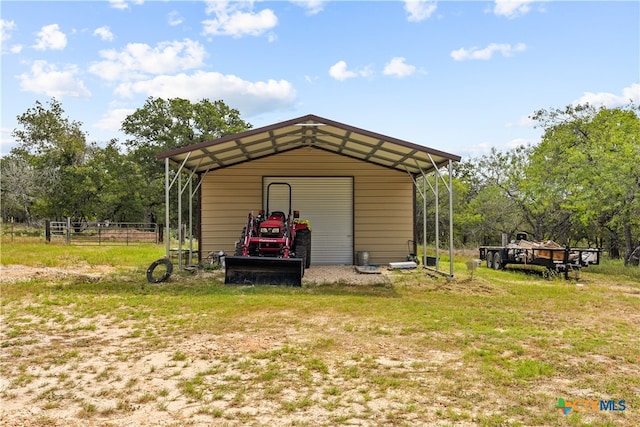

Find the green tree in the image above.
[
  {"left": 455, "top": 145, "right": 580, "bottom": 246},
  {"left": 529, "top": 103, "right": 640, "bottom": 263},
  {"left": 9, "top": 99, "right": 94, "bottom": 221},
  {"left": 460, "top": 147, "right": 532, "bottom": 243},
  {"left": 416, "top": 172, "right": 481, "bottom": 247},
  {"left": 454, "top": 157, "right": 525, "bottom": 246},
  {"left": 0, "top": 155, "right": 39, "bottom": 223},
  {"left": 75, "top": 141, "right": 145, "bottom": 222},
  {"left": 120, "top": 97, "right": 252, "bottom": 226}
]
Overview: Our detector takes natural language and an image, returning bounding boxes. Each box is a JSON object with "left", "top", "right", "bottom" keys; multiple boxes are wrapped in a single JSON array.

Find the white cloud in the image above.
[
  {"left": 93, "top": 26, "right": 114, "bottom": 42},
  {"left": 328, "top": 61, "right": 372, "bottom": 81},
  {"left": 404, "top": 0, "right": 437, "bottom": 22},
  {"left": 304, "top": 75, "right": 319, "bottom": 84},
  {"left": 33, "top": 24, "right": 67, "bottom": 51},
  {"left": 113, "top": 71, "right": 296, "bottom": 116},
  {"left": 18, "top": 60, "right": 91, "bottom": 98},
  {"left": 94, "top": 107, "right": 135, "bottom": 132},
  {"left": 109, "top": 0, "right": 128, "bottom": 10},
  {"left": 168, "top": 11, "right": 183, "bottom": 26},
  {"left": 463, "top": 137, "right": 535, "bottom": 157},
  {"left": 290, "top": 1, "right": 326, "bottom": 15},
  {"left": 108, "top": 0, "right": 143, "bottom": 10},
  {"left": 383, "top": 57, "right": 417, "bottom": 78},
  {"left": 573, "top": 83, "right": 640, "bottom": 108},
  {"left": 493, "top": 0, "right": 536, "bottom": 19},
  {"left": 450, "top": 43, "right": 526, "bottom": 61},
  {"left": 1, "top": 19, "right": 22, "bottom": 54},
  {"left": 1, "top": 19, "right": 16, "bottom": 42},
  {"left": 509, "top": 114, "right": 536, "bottom": 128},
  {"left": 329, "top": 61, "right": 356, "bottom": 81},
  {"left": 1, "top": 127, "right": 17, "bottom": 154},
  {"left": 89, "top": 39, "right": 206, "bottom": 81},
  {"left": 202, "top": 2, "right": 278, "bottom": 38}
]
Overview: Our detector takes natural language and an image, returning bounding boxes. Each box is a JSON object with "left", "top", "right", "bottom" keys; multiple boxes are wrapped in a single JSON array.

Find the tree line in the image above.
[
  {"left": 1, "top": 97, "right": 251, "bottom": 229},
  {"left": 419, "top": 103, "right": 639, "bottom": 265},
  {"left": 2, "top": 98, "right": 638, "bottom": 264}
]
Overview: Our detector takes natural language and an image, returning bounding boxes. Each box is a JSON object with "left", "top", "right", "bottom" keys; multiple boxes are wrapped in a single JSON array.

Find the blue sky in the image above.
[{"left": 1, "top": 1, "right": 638, "bottom": 159}]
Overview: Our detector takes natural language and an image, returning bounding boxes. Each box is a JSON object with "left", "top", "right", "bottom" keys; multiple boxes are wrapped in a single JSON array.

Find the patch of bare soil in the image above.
[
  {"left": 0, "top": 313, "right": 459, "bottom": 427},
  {"left": 4, "top": 264, "right": 635, "bottom": 426},
  {"left": 0, "top": 264, "right": 423, "bottom": 427},
  {"left": 0, "top": 264, "right": 117, "bottom": 284},
  {"left": 302, "top": 265, "right": 393, "bottom": 285}
]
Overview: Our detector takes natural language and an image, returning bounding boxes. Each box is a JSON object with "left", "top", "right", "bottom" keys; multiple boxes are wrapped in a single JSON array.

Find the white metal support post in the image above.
[
  {"left": 422, "top": 174, "right": 427, "bottom": 269},
  {"left": 414, "top": 157, "right": 455, "bottom": 279},
  {"left": 184, "top": 159, "right": 208, "bottom": 266},
  {"left": 177, "top": 172, "right": 182, "bottom": 270},
  {"left": 164, "top": 158, "right": 170, "bottom": 258},
  {"left": 408, "top": 165, "right": 430, "bottom": 270},
  {"left": 188, "top": 177, "right": 193, "bottom": 265},
  {"left": 435, "top": 167, "right": 440, "bottom": 270},
  {"left": 448, "top": 160, "right": 454, "bottom": 279},
  {"left": 164, "top": 153, "right": 192, "bottom": 266},
  {"left": 410, "top": 163, "right": 441, "bottom": 274}
]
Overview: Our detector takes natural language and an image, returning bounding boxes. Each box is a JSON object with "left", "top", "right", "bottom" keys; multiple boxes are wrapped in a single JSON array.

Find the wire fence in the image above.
[{"left": 46, "top": 220, "right": 161, "bottom": 246}]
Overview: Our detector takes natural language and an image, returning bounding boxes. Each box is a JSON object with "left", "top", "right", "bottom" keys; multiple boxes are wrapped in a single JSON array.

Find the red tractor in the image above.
[{"left": 224, "top": 182, "right": 311, "bottom": 286}]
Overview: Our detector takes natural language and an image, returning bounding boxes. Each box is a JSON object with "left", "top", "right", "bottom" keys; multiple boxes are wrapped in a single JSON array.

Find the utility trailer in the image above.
[{"left": 479, "top": 233, "right": 601, "bottom": 279}]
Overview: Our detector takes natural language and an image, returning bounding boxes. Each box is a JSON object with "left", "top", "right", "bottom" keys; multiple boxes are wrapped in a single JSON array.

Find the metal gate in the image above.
[{"left": 46, "top": 219, "right": 159, "bottom": 245}]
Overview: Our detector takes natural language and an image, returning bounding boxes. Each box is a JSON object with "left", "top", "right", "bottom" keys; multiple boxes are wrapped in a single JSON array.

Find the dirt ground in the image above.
[
  {"left": 0, "top": 264, "right": 393, "bottom": 286},
  {"left": 0, "top": 264, "right": 117, "bottom": 285},
  {"left": 0, "top": 264, "right": 416, "bottom": 427},
  {"left": 2, "top": 263, "right": 637, "bottom": 427}
]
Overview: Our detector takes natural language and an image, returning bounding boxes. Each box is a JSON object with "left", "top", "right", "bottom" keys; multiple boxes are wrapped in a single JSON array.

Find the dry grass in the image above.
[{"left": 1, "top": 240, "right": 639, "bottom": 426}]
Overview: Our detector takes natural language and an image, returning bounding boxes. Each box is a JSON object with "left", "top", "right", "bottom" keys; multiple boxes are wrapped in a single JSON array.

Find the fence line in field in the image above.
[{"left": 46, "top": 219, "right": 161, "bottom": 245}]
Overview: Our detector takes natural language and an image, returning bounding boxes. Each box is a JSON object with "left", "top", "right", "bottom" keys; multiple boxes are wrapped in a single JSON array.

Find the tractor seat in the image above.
[{"left": 270, "top": 211, "right": 286, "bottom": 221}]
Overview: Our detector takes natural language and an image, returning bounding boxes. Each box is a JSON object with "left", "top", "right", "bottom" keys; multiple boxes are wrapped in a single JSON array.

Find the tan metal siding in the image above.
[{"left": 200, "top": 148, "right": 413, "bottom": 265}]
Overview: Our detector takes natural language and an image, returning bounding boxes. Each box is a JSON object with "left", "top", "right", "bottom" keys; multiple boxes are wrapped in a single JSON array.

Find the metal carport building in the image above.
[{"left": 157, "top": 114, "right": 461, "bottom": 277}]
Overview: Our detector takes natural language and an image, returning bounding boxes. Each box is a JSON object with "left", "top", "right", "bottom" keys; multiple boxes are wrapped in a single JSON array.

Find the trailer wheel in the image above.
[
  {"left": 486, "top": 252, "right": 493, "bottom": 268},
  {"left": 492, "top": 252, "right": 503, "bottom": 270},
  {"left": 146, "top": 258, "right": 173, "bottom": 283}
]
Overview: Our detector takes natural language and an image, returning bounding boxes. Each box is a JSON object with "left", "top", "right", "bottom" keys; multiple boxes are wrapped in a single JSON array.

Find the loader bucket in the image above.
[{"left": 224, "top": 256, "right": 304, "bottom": 286}]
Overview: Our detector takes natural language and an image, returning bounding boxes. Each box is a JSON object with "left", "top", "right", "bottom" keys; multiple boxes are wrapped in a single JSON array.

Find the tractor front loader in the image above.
[{"left": 224, "top": 183, "right": 311, "bottom": 286}]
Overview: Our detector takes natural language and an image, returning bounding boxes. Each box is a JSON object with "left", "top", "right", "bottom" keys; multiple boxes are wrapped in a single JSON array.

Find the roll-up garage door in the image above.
[{"left": 263, "top": 177, "right": 353, "bottom": 265}]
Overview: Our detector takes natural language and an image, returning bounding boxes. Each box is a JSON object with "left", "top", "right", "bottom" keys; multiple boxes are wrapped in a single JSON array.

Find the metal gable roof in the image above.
[{"left": 156, "top": 114, "right": 461, "bottom": 175}]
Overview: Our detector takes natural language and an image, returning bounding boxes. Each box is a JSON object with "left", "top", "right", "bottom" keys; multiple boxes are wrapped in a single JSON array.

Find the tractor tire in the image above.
[
  {"left": 295, "top": 228, "right": 311, "bottom": 269},
  {"left": 296, "top": 242, "right": 307, "bottom": 269},
  {"left": 234, "top": 228, "right": 246, "bottom": 256},
  {"left": 305, "top": 233, "right": 311, "bottom": 268},
  {"left": 492, "top": 252, "right": 503, "bottom": 270}
]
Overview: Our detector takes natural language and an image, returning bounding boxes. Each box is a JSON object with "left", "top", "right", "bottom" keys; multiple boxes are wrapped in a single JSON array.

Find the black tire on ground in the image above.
[
  {"left": 295, "top": 228, "right": 311, "bottom": 269},
  {"left": 146, "top": 258, "right": 173, "bottom": 283},
  {"left": 492, "top": 252, "right": 503, "bottom": 270}
]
